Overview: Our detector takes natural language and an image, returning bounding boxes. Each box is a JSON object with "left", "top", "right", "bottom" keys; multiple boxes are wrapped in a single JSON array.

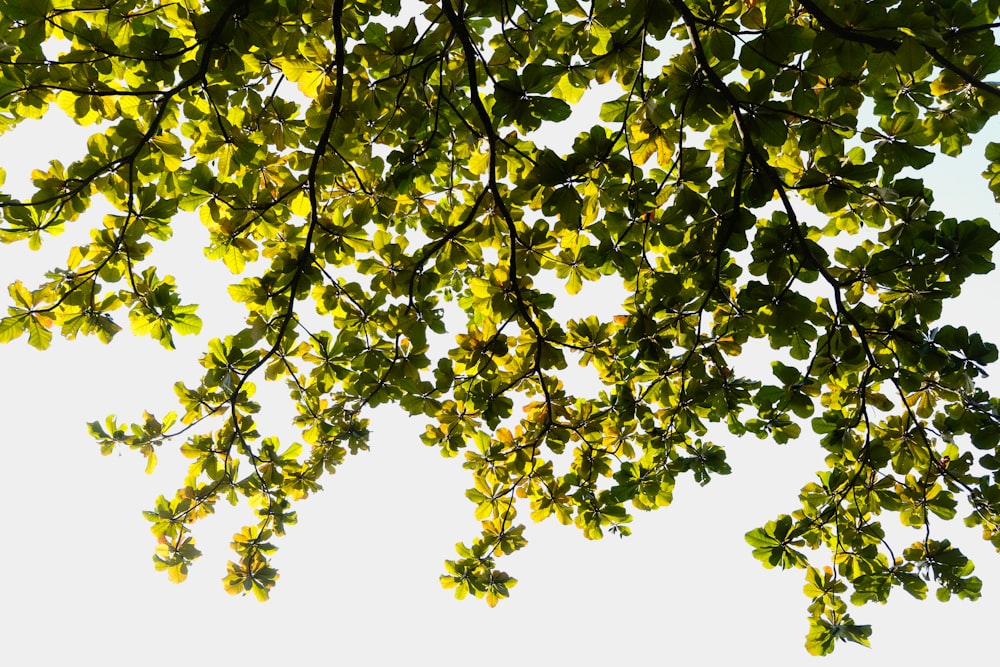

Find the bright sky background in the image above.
[{"left": 2, "top": 87, "right": 1000, "bottom": 665}]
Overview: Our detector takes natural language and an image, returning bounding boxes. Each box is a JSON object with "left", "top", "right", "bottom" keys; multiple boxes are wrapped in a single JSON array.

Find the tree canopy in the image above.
[{"left": 2, "top": 0, "right": 1000, "bottom": 654}]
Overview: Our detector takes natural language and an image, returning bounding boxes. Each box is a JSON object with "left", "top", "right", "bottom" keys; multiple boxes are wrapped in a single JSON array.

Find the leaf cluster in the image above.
[{"left": 2, "top": 0, "right": 1000, "bottom": 653}]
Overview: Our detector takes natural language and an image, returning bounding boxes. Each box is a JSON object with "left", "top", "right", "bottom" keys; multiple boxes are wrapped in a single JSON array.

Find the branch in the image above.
[
  {"left": 439, "top": 0, "right": 550, "bottom": 403},
  {"left": 796, "top": 0, "right": 901, "bottom": 52},
  {"left": 925, "top": 44, "right": 1000, "bottom": 100}
]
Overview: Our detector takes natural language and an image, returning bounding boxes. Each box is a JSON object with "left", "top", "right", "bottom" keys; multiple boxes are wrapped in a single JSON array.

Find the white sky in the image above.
[{"left": 2, "top": 101, "right": 1000, "bottom": 664}]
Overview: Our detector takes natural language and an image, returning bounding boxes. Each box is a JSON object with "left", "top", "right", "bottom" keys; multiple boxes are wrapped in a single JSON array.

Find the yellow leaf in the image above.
[
  {"left": 274, "top": 56, "right": 327, "bottom": 99},
  {"left": 144, "top": 449, "right": 157, "bottom": 474},
  {"left": 167, "top": 563, "right": 187, "bottom": 583},
  {"left": 655, "top": 133, "right": 675, "bottom": 169},
  {"left": 553, "top": 75, "right": 585, "bottom": 104}
]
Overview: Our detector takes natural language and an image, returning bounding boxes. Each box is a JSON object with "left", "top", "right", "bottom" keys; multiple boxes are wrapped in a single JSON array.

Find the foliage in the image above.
[{"left": 2, "top": 0, "right": 1000, "bottom": 654}]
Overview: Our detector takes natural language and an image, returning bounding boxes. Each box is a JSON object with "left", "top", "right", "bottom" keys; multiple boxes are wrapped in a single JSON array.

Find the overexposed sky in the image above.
[{"left": 2, "top": 100, "right": 1000, "bottom": 665}]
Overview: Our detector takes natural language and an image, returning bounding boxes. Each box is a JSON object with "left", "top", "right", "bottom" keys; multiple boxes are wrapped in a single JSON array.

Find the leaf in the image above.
[
  {"left": 895, "top": 37, "right": 927, "bottom": 73},
  {"left": 26, "top": 314, "right": 53, "bottom": 350},
  {"left": 273, "top": 56, "right": 327, "bottom": 99},
  {"left": 0, "top": 316, "right": 25, "bottom": 343},
  {"left": 144, "top": 449, "right": 158, "bottom": 474}
]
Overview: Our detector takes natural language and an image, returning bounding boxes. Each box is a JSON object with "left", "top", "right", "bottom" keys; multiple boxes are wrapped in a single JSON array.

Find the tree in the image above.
[{"left": 1, "top": 0, "right": 1000, "bottom": 654}]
